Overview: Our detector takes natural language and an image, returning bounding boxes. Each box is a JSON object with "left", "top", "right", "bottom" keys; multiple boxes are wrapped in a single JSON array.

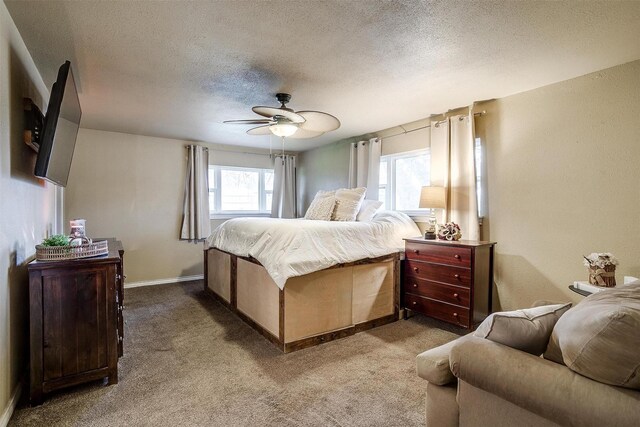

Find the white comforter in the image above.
[{"left": 205, "top": 211, "right": 421, "bottom": 289}]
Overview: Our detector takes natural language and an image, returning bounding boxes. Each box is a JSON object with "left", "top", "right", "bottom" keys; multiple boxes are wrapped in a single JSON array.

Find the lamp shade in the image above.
[
  {"left": 269, "top": 123, "right": 298, "bottom": 137},
  {"left": 419, "top": 186, "right": 446, "bottom": 209}
]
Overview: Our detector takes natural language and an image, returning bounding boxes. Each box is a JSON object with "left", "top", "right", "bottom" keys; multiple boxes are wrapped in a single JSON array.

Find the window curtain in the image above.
[
  {"left": 180, "top": 145, "right": 211, "bottom": 241},
  {"left": 430, "top": 108, "right": 480, "bottom": 241},
  {"left": 347, "top": 137, "right": 381, "bottom": 199},
  {"left": 271, "top": 154, "right": 297, "bottom": 218}
]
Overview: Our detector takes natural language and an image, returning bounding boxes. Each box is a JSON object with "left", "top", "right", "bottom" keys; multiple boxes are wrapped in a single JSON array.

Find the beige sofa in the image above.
[{"left": 416, "top": 300, "right": 640, "bottom": 426}]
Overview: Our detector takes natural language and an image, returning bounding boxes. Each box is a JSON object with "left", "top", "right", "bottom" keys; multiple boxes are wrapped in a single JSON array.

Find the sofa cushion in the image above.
[
  {"left": 416, "top": 335, "right": 471, "bottom": 385},
  {"left": 474, "top": 303, "right": 572, "bottom": 355},
  {"left": 450, "top": 337, "right": 640, "bottom": 427},
  {"left": 544, "top": 284, "right": 640, "bottom": 390}
]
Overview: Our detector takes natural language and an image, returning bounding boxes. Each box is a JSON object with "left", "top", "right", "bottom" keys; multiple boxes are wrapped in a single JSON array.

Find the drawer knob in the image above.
[
  {"left": 453, "top": 312, "right": 459, "bottom": 317},
  {"left": 413, "top": 267, "right": 419, "bottom": 273},
  {"left": 454, "top": 274, "right": 460, "bottom": 279},
  {"left": 413, "top": 283, "right": 418, "bottom": 288},
  {"left": 412, "top": 301, "right": 417, "bottom": 306},
  {"left": 413, "top": 249, "right": 419, "bottom": 254},
  {"left": 454, "top": 254, "right": 461, "bottom": 259},
  {"left": 453, "top": 293, "right": 459, "bottom": 298}
]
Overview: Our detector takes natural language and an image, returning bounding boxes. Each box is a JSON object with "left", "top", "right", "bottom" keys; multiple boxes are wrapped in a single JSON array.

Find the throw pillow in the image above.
[
  {"left": 304, "top": 195, "right": 336, "bottom": 221},
  {"left": 333, "top": 187, "right": 366, "bottom": 221},
  {"left": 544, "top": 286, "right": 640, "bottom": 390},
  {"left": 313, "top": 189, "right": 335, "bottom": 200},
  {"left": 474, "top": 303, "right": 572, "bottom": 355},
  {"left": 356, "top": 200, "right": 383, "bottom": 221}
]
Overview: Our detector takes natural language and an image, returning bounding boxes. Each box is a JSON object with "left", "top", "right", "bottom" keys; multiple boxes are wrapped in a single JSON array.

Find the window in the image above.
[
  {"left": 379, "top": 149, "right": 430, "bottom": 215},
  {"left": 474, "top": 137, "right": 483, "bottom": 218},
  {"left": 209, "top": 165, "right": 274, "bottom": 218}
]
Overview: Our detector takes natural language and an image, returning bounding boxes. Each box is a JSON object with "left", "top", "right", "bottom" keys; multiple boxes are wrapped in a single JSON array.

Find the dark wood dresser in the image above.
[
  {"left": 27, "top": 238, "right": 124, "bottom": 404},
  {"left": 403, "top": 238, "right": 495, "bottom": 329}
]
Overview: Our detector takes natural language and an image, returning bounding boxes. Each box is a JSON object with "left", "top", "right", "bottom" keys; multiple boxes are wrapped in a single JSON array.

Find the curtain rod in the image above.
[
  {"left": 185, "top": 145, "right": 277, "bottom": 157},
  {"left": 381, "top": 111, "right": 485, "bottom": 140}
]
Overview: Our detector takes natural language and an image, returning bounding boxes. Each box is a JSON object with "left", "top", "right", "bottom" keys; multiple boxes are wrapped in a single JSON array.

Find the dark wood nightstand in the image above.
[
  {"left": 27, "top": 239, "right": 124, "bottom": 404},
  {"left": 403, "top": 238, "right": 496, "bottom": 329}
]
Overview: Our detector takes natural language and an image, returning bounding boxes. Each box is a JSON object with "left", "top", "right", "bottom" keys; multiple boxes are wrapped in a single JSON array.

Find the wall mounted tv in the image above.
[{"left": 27, "top": 60, "right": 81, "bottom": 187}]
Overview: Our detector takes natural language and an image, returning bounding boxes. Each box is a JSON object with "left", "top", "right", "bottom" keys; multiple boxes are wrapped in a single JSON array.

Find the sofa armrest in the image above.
[
  {"left": 416, "top": 334, "right": 471, "bottom": 385},
  {"left": 450, "top": 337, "right": 640, "bottom": 427}
]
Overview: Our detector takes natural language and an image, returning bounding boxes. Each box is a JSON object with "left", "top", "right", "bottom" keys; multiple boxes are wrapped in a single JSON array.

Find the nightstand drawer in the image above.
[
  {"left": 405, "top": 243, "right": 471, "bottom": 267},
  {"left": 404, "top": 294, "right": 470, "bottom": 327},
  {"left": 404, "top": 277, "right": 470, "bottom": 307},
  {"left": 405, "top": 259, "right": 471, "bottom": 287}
]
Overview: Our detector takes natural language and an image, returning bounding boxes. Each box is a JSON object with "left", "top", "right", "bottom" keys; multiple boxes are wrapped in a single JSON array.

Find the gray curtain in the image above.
[
  {"left": 271, "top": 155, "right": 297, "bottom": 218},
  {"left": 429, "top": 109, "right": 480, "bottom": 240},
  {"left": 180, "top": 145, "right": 211, "bottom": 240},
  {"left": 348, "top": 138, "right": 381, "bottom": 199}
]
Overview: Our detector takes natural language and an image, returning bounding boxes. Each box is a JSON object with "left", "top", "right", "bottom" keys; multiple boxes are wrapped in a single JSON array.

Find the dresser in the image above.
[
  {"left": 27, "top": 239, "right": 124, "bottom": 404},
  {"left": 403, "top": 238, "right": 495, "bottom": 329}
]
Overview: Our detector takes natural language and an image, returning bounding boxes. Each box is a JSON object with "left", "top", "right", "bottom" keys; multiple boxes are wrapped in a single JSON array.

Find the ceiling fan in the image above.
[{"left": 223, "top": 93, "right": 340, "bottom": 139}]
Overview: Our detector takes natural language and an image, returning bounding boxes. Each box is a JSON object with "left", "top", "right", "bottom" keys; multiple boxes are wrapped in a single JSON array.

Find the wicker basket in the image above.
[
  {"left": 36, "top": 240, "right": 109, "bottom": 261},
  {"left": 588, "top": 264, "right": 616, "bottom": 287}
]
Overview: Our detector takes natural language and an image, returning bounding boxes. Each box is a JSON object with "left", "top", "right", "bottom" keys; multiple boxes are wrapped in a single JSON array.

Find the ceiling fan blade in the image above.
[
  {"left": 223, "top": 119, "right": 273, "bottom": 125},
  {"left": 296, "top": 111, "right": 341, "bottom": 132},
  {"left": 288, "top": 128, "right": 325, "bottom": 139},
  {"left": 247, "top": 125, "right": 272, "bottom": 136},
  {"left": 252, "top": 106, "right": 306, "bottom": 124}
]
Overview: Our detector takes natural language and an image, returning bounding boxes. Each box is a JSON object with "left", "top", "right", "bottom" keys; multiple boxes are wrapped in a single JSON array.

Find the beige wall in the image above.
[
  {"left": 297, "top": 140, "right": 351, "bottom": 214},
  {"left": 479, "top": 59, "right": 640, "bottom": 310},
  {"left": 0, "top": 2, "right": 57, "bottom": 420},
  {"left": 65, "top": 129, "right": 274, "bottom": 284}
]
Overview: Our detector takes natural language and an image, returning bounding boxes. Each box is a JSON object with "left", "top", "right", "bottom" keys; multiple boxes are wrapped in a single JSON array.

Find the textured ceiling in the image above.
[{"left": 5, "top": 0, "right": 640, "bottom": 151}]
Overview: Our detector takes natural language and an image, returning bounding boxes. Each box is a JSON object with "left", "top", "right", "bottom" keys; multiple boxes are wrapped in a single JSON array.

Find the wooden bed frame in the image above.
[{"left": 203, "top": 248, "right": 401, "bottom": 353}]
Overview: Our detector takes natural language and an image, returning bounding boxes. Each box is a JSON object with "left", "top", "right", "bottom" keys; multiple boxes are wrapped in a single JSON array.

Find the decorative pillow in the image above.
[
  {"left": 474, "top": 303, "right": 572, "bottom": 355},
  {"left": 333, "top": 187, "right": 366, "bottom": 221},
  {"left": 304, "top": 196, "right": 336, "bottom": 220},
  {"left": 313, "top": 189, "right": 335, "bottom": 200},
  {"left": 544, "top": 286, "right": 640, "bottom": 390},
  {"left": 356, "top": 200, "right": 383, "bottom": 222}
]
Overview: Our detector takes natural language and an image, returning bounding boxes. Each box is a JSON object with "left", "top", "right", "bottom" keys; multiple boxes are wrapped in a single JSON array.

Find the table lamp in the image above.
[{"left": 419, "top": 186, "right": 446, "bottom": 240}]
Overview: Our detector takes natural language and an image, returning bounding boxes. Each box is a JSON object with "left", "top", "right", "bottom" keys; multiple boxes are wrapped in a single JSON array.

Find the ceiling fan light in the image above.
[{"left": 269, "top": 123, "right": 298, "bottom": 137}]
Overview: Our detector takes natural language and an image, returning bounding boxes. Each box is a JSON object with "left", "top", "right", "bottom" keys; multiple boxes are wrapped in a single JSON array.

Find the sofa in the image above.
[{"left": 416, "top": 286, "right": 640, "bottom": 427}]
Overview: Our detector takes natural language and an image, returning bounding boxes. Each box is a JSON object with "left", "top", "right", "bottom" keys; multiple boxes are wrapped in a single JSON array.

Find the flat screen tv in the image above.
[{"left": 34, "top": 61, "right": 81, "bottom": 187}]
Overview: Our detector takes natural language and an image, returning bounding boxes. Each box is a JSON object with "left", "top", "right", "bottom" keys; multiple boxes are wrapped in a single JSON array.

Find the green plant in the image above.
[{"left": 41, "top": 234, "right": 70, "bottom": 247}]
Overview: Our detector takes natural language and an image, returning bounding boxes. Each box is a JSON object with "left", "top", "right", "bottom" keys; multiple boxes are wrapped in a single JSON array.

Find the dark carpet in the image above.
[{"left": 10, "top": 281, "right": 459, "bottom": 426}]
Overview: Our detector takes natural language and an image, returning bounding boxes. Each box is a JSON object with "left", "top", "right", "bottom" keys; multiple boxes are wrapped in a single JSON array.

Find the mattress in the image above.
[{"left": 205, "top": 210, "right": 421, "bottom": 289}]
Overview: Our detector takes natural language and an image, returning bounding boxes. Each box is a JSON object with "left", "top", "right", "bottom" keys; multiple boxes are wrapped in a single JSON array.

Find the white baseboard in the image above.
[
  {"left": 124, "top": 274, "right": 204, "bottom": 289},
  {"left": 1, "top": 382, "right": 22, "bottom": 427}
]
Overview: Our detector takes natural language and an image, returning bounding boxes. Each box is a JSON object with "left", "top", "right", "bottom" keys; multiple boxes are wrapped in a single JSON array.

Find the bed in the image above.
[{"left": 203, "top": 211, "right": 421, "bottom": 352}]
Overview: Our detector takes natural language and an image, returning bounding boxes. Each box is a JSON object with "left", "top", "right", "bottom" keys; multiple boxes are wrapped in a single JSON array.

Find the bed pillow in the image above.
[
  {"left": 304, "top": 195, "right": 336, "bottom": 220},
  {"left": 333, "top": 187, "right": 367, "bottom": 221},
  {"left": 474, "top": 303, "right": 572, "bottom": 355},
  {"left": 356, "top": 200, "right": 383, "bottom": 222},
  {"left": 544, "top": 286, "right": 640, "bottom": 389}
]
